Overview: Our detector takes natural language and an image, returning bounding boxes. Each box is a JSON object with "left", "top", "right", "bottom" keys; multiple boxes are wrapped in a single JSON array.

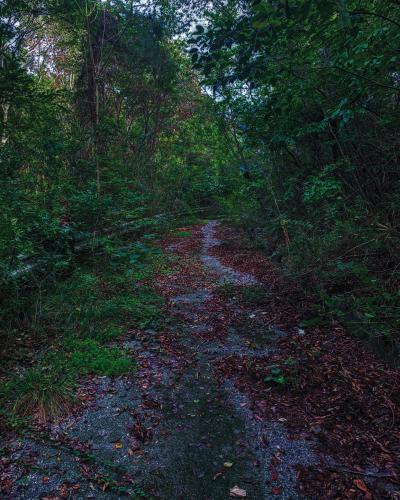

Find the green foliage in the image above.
[
  {"left": 90, "top": 324, "right": 125, "bottom": 343},
  {"left": 264, "top": 366, "right": 288, "bottom": 387},
  {"left": 40, "top": 243, "right": 166, "bottom": 336},
  {"left": 173, "top": 230, "right": 192, "bottom": 238},
  {"left": 192, "top": 0, "right": 400, "bottom": 355},
  {"left": 49, "top": 338, "right": 135, "bottom": 377},
  {"left": 264, "top": 358, "right": 297, "bottom": 387}
]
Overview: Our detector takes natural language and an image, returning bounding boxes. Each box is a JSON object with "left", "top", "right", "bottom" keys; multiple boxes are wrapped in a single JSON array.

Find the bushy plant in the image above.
[{"left": 1, "top": 367, "right": 74, "bottom": 423}]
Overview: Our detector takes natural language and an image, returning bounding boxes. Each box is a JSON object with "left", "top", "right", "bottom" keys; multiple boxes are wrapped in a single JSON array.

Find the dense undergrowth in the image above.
[{"left": 228, "top": 217, "right": 400, "bottom": 363}]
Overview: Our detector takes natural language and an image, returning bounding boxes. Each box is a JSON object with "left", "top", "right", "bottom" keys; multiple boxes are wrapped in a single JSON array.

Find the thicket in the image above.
[
  {"left": 190, "top": 0, "right": 400, "bottom": 359},
  {"left": 0, "top": 0, "right": 233, "bottom": 309}
]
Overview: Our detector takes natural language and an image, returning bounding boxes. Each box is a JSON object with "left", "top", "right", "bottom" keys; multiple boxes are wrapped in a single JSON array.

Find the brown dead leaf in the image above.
[
  {"left": 353, "top": 479, "right": 372, "bottom": 499},
  {"left": 60, "top": 482, "right": 69, "bottom": 498}
]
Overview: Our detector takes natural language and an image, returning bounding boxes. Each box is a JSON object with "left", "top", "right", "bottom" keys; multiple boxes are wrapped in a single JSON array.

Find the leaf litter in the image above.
[{"left": 1, "top": 221, "right": 398, "bottom": 499}]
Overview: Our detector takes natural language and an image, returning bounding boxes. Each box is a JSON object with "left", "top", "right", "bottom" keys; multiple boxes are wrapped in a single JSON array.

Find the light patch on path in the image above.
[{"left": 201, "top": 221, "right": 258, "bottom": 286}]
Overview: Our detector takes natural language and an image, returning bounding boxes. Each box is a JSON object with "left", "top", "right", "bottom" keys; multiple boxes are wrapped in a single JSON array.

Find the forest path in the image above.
[{"left": 7, "top": 221, "right": 316, "bottom": 499}]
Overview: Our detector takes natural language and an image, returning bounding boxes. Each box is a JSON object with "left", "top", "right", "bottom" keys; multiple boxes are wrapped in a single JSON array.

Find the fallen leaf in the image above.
[
  {"left": 224, "top": 462, "right": 233, "bottom": 468},
  {"left": 42, "top": 476, "right": 50, "bottom": 484},
  {"left": 271, "top": 470, "right": 278, "bottom": 481},
  {"left": 60, "top": 484, "right": 69, "bottom": 498},
  {"left": 230, "top": 486, "right": 247, "bottom": 498},
  {"left": 114, "top": 442, "right": 123, "bottom": 449},
  {"left": 354, "top": 479, "right": 372, "bottom": 499}
]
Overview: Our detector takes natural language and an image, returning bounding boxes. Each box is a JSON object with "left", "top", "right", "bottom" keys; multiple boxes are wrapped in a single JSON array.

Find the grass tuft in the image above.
[{"left": 1, "top": 368, "right": 74, "bottom": 423}]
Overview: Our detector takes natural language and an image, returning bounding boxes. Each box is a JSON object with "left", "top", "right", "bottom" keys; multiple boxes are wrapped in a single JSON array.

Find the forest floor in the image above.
[{"left": 1, "top": 221, "right": 399, "bottom": 499}]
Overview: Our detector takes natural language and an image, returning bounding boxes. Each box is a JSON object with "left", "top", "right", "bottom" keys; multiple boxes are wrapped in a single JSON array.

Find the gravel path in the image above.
[{"left": 4, "top": 222, "right": 317, "bottom": 499}]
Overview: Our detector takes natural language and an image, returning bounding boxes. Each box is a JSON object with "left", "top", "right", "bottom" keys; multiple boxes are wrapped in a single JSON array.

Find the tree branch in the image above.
[{"left": 350, "top": 9, "right": 400, "bottom": 29}]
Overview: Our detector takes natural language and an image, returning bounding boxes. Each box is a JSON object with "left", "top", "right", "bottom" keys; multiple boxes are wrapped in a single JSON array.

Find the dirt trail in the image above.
[{"left": 4, "top": 221, "right": 316, "bottom": 499}]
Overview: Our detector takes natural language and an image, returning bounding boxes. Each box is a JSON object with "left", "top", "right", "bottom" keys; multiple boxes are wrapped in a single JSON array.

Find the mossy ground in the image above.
[{"left": 0, "top": 237, "right": 168, "bottom": 426}]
